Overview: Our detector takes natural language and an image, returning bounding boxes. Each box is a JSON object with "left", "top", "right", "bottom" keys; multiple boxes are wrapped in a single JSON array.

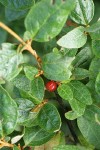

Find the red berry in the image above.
[{"left": 45, "top": 81, "right": 57, "bottom": 92}]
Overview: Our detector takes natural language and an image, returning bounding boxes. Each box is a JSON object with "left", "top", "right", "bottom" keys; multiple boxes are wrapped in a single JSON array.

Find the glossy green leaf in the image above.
[
  {"left": 57, "top": 84, "right": 73, "bottom": 101},
  {"left": 24, "top": 65, "right": 38, "bottom": 80},
  {"left": 24, "top": 0, "right": 75, "bottom": 42},
  {"left": 23, "top": 126, "right": 55, "bottom": 146},
  {"left": 77, "top": 105, "right": 100, "bottom": 149},
  {"left": 85, "top": 20, "right": 100, "bottom": 40},
  {"left": 16, "top": 98, "right": 38, "bottom": 126},
  {"left": 12, "top": 74, "right": 31, "bottom": 92},
  {"left": 12, "top": 74, "right": 40, "bottom": 104},
  {"left": 85, "top": 21, "right": 100, "bottom": 33},
  {"left": 0, "top": 86, "right": 18, "bottom": 137},
  {"left": 57, "top": 26, "right": 87, "bottom": 48},
  {"left": 70, "top": 0, "right": 94, "bottom": 25},
  {"left": 53, "top": 145, "right": 86, "bottom": 150},
  {"left": 73, "top": 43, "right": 93, "bottom": 67},
  {"left": 68, "top": 81, "right": 92, "bottom": 105},
  {"left": 65, "top": 111, "right": 81, "bottom": 120},
  {"left": 89, "top": 57, "right": 100, "bottom": 79},
  {"left": 86, "top": 80, "right": 100, "bottom": 104},
  {"left": 0, "top": 0, "right": 35, "bottom": 11},
  {"left": 31, "top": 77, "right": 44, "bottom": 101},
  {"left": 92, "top": 40, "right": 100, "bottom": 58},
  {"left": 95, "top": 72, "right": 100, "bottom": 95},
  {"left": 0, "top": 43, "right": 23, "bottom": 82},
  {"left": 42, "top": 51, "right": 74, "bottom": 81},
  {"left": 38, "top": 103, "right": 61, "bottom": 132},
  {"left": 69, "top": 98, "right": 85, "bottom": 115},
  {"left": 72, "top": 68, "right": 89, "bottom": 80}
]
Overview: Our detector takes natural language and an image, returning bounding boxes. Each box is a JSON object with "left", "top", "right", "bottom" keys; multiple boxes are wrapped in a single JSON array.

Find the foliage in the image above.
[{"left": 0, "top": 0, "right": 100, "bottom": 149}]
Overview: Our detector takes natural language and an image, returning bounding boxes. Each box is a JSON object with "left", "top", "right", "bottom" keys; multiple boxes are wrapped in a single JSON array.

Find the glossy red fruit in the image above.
[{"left": 45, "top": 80, "right": 57, "bottom": 92}]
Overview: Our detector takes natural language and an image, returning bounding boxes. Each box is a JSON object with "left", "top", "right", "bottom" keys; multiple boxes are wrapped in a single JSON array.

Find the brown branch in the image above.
[
  {"left": 0, "top": 22, "right": 26, "bottom": 45},
  {"left": 0, "top": 22, "right": 41, "bottom": 65},
  {"left": 0, "top": 140, "right": 13, "bottom": 149}
]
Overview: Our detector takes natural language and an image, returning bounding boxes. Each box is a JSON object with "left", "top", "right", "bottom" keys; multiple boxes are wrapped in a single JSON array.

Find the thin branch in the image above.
[
  {"left": 0, "top": 140, "right": 13, "bottom": 148},
  {"left": 0, "top": 22, "right": 42, "bottom": 65},
  {"left": 0, "top": 22, "right": 26, "bottom": 45}
]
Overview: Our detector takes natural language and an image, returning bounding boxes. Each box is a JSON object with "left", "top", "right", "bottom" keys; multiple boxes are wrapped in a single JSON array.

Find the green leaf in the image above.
[
  {"left": 73, "top": 43, "right": 93, "bottom": 67},
  {"left": 38, "top": 103, "right": 61, "bottom": 132},
  {"left": 16, "top": 98, "right": 38, "bottom": 127},
  {"left": 0, "top": 86, "right": 18, "bottom": 137},
  {"left": 58, "top": 83, "right": 85, "bottom": 120},
  {"left": 85, "top": 20, "right": 100, "bottom": 33},
  {"left": 86, "top": 80, "right": 100, "bottom": 104},
  {"left": 42, "top": 51, "right": 74, "bottom": 81},
  {"left": 89, "top": 57, "right": 100, "bottom": 79},
  {"left": 13, "top": 145, "right": 19, "bottom": 150},
  {"left": 12, "top": 74, "right": 31, "bottom": 92},
  {"left": 53, "top": 145, "right": 86, "bottom": 150},
  {"left": 69, "top": 99, "right": 85, "bottom": 115},
  {"left": 24, "top": 0, "right": 75, "bottom": 42},
  {"left": 31, "top": 77, "right": 44, "bottom": 101},
  {"left": 23, "top": 126, "right": 55, "bottom": 146},
  {"left": 12, "top": 74, "right": 40, "bottom": 104},
  {"left": 92, "top": 40, "right": 100, "bottom": 58},
  {"left": 5, "top": 8, "right": 28, "bottom": 21},
  {"left": 24, "top": 65, "right": 38, "bottom": 80},
  {"left": 65, "top": 111, "right": 81, "bottom": 120},
  {"left": 72, "top": 68, "right": 89, "bottom": 80},
  {"left": 57, "top": 84, "right": 73, "bottom": 101},
  {"left": 95, "top": 72, "right": 100, "bottom": 95},
  {"left": 86, "top": 21, "right": 100, "bottom": 40},
  {"left": 57, "top": 26, "right": 87, "bottom": 48},
  {"left": 68, "top": 81, "right": 92, "bottom": 105},
  {"left": 0, "top": 43, "right": 23, "bottom": 82},
  {"left": 70, "top": 0, "right": 94, "bottom": 25},
  {"left": 0, "top": 0, "right": 35, "bottom": 11},
  {"left": 77, "top": 105, "right": 100, "bottom": 149}
]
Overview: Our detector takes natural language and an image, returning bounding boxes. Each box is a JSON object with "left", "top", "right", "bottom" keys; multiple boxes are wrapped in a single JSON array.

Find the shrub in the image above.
[{"left": 0, "top": 0, "right": 100, "bottom": 149}]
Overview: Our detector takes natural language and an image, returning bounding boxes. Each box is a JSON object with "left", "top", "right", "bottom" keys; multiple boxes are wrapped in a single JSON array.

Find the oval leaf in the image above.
[
  {"left": 57, "top": 26, "right": 87, "bottom": 48},
  {"left": 85, "top": 21, "right": 100, "bottom": 40},
  {"left": 65, "top": 111, "right": 80, "bottom": 120},
  {"left": 42, "top": 51, "right": 74, "bottom": 81},
  {"left": 68, "top": 81, "right": 92, "bottom": 105},
  {"left": 24, "top": 65, "right": 38, "bottom": 80},
  {"left": 24, "top": 0, "right": 75, "bottom": 42},
  {"left": 38, "top": 103, "right": 61, "bottom": 132},
  {"left": 16, "top": 98, "right": 38, "bottom": 127},
  {"left": 72, "top": 68, "right": 89, "bottom": 80},
  {"left": 23, "top": 126, "right": 55, "bottom": 146},
  {"left": 0, "top": 86, "right": 18, "bottom": 136},
  {"left": 0, "top": 43, "right": 23, "bottom": 81},
  {"left": 57, "top": 84, "right": 73, "bottom": 101},
  {"left": 31, "top": 77, "right": 44, "bottom": 101},
  {"left": 77, "top": 105, "right": 100, "bottom": 149},
  {"left": 70, "top": 0, "right": 94, "bottom": 25}
]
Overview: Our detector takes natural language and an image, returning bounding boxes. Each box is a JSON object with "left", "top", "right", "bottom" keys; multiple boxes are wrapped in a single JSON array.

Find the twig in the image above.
[
  {"left": 0, "top": 22, "right": 41, "bottom": 64},
  {"left": 0, "top": 139, "right": 13, "bottom": 149},
  {"left": 0, "top": 22, "right": 26, "bottom": 45}
]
